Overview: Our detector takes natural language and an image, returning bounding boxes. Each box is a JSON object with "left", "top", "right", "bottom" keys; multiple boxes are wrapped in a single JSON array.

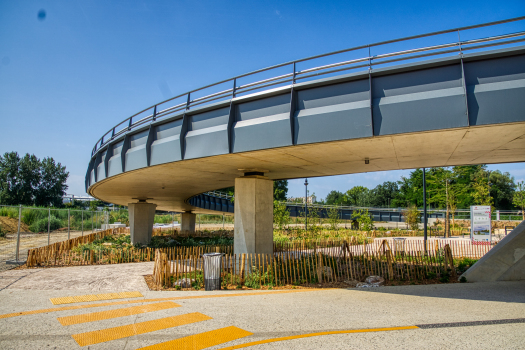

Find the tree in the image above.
[
  {"left": 369, "top": 181, "right": 399, "bottom": 207},
  {"left": 351, "top": 209, "right": 374, "bottom": 231},
  {"left": 427, "top": 167, "right": 456, "bottom": 237},
  {"left": 325, "top": 190, "right": 345, "bottom": 205},
  {"left": 0, "top": 152, "right": 69, "bottom": 206},
  {"left": 344, "top": 186, "right": 370, "bottom": 206},
  {"left": 327, "top": 207, "right": 341, "bottom": 230},
  {"left": 273, "top": 200, "right": 290, "bottom": 229},
  {"left": 403, "top": 205, "right": 421, "bottom": 231},
  {"left": 273, "top": 180, "right": 288, "bottom": 201},
  {"left": 512, "top": 181, "right": 525, "bottom": 220},
  {"left": 488, "top": 170, "right": 515, "bottom": 210}
]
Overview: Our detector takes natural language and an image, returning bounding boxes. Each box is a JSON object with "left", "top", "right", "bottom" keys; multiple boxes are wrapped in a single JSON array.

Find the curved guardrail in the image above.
[{"left": 91, "top": 16, "right": 525, "bottom": 157}]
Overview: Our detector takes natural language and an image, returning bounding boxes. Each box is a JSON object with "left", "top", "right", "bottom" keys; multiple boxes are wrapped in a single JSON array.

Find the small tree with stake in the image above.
[{"left": 513, "top": 181, "right": 525, "bottom": 220}]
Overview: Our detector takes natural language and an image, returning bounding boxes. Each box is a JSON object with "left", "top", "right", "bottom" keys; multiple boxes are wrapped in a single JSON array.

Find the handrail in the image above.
[{"left": 91, "top": 16, "right": 525, "bottom": 156}]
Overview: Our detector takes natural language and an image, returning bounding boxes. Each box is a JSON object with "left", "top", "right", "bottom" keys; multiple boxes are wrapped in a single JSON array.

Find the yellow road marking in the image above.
[
  {"left": 57, "top": 301, "right": 181, "bottom": 326},
  {"left": 50, "top": 291, "right": 143, "bottom": 305},
  {"left": 137, "top": 326, "right": 253, "bottom": 350},
  {"left": 1, "top": 289, "right": 319, "bottom": 320},
  {"left": 217, "top": 326, "right": 420, "bottom": 349},
  {"left": 72, "top": 312, "right": 212, "bottom": 346}
]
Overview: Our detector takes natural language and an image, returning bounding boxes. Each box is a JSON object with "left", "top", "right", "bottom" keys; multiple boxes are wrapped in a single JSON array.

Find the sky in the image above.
[{"left": 1, "top": 0, "right": 524, "bottom": 202}]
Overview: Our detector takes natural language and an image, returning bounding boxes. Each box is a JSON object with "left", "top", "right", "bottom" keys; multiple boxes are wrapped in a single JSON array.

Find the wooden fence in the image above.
[{"left": 151, "top": 239, "right": 491, "bottom": 289}]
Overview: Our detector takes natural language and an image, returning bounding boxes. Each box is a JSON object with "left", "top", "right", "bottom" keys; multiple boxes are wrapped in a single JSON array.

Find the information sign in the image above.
[{"left": 470, "top": 205, "right": 491, "bottom": 244}]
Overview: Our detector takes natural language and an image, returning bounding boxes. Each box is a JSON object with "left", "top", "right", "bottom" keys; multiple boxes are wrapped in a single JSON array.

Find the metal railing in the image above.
[{"left": 91, "top": 16, "right": 525, "bottom": 156}]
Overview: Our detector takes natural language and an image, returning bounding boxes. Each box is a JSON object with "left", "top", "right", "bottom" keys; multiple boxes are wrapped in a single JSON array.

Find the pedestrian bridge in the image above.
[{"left": 85, "top": 18, "right": 525, "bottom": 265}]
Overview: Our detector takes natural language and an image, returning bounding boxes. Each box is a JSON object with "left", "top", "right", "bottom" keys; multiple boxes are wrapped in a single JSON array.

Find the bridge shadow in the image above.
[{"left": 348, "top": 280, "right": 525, "bottom": 303}]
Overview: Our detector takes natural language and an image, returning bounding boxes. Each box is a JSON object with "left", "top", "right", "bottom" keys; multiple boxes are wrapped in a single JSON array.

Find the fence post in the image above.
[
  {"left": 47, "top": 207, "right": 51, "bottom": 245},
  {"left": 91, "top": 211, "right": 94, "bottom": 233},
  {"left": 15, "top": 205, "right": 22, "bottom": 262},
  {"left": 81, "top": 210, "right": 84, "bottom": 237},
  {"left": 68, "top": 208, "right": 71, "bottom": 240}
]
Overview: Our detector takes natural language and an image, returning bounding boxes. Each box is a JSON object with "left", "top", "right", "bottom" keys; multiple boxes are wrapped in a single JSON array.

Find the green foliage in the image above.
[
  {"left": 0, "top": 152, "right": 69, "bottom": 207},
  {"left": 147, "top": 235, "right": 233, "bottom": 248},
  {"left": 273, "top": 180, "right": 288, "bottom": 201},
  {"left": 344, "top": 186, "right": 371, "bottom": 206},
  {"left": 512, "top": 181, "right": 525, "bottom": 219},
  {"left": 456, "top": 257, "right": 478, "bottom": 274},
  {"left": 403, "top": 205, "right": 421, "bottom": 231},
  {"left": 244, "top": 266, "right": 274, "bottom": 289},
  {"left": 351, "top": 209, "right": 374, "bottom": 231},
  {"left": 324, "top": 190, "right": 345, "bottom": 205},
  {"left": 29, "top": 216, "right": 62, "bottom": 232},
  {"left": 327, "top": 207, "right": 340, "bottom": 231},
  {"left": 273, "top": 200, "right": 290, "bottom": 230},
  {"left": 0, "top": 225, "right": 6, "bottom": 238},
  {"left": 459, "top": 276, "right": 467, "bottom": 283}
]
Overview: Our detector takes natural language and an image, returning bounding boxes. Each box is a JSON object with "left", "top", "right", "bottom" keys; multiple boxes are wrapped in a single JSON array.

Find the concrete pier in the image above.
[
  {"left": 181, "top": 212, "right": 196, "bottom": 232},
  {"left": 234, "top": 175, "right": 273, "bottom": 255},
  {"left": 128, "top": 202, "right": 157, "bottom": 245}
]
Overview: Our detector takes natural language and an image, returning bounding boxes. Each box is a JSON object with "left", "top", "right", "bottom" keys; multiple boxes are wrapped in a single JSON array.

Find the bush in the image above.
[
  {"left": 0, "top": 225, "right": 6, "bottom": 238},
  {"left": 29, "top": 216, "right": 62, "bottom": 233}
]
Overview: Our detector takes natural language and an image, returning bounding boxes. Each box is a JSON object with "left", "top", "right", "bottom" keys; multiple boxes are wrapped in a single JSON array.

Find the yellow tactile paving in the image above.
[
  {"left": 72, "top": 312, "right": 212, "bottom": 347},
  {"left": 50, "top": 291, "right": 143, "bottom": 305},
  {"left": 1, "top": 289, "right": 319, "bottom": 320},
  {"left": 57, "top": 301, "right": 181, "bottom": 326},
  {"left": 216, "top": 326, "right": 420, "bottom": 349},
  {"left": 138, "top": 326, "right": 253, "bottom": 350}
]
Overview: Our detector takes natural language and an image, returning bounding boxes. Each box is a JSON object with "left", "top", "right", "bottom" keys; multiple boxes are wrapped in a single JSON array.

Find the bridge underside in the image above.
[{"left": 90, "top": 121, "right": 525, "bottom": 213}]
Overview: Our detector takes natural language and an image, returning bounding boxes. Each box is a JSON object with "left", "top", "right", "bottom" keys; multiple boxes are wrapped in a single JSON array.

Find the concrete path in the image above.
[{"left": 0, "top": 263, "right": 524, "bottom": 349}]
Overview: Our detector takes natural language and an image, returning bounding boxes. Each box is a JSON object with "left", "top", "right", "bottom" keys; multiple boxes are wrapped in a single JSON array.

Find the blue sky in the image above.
[{"left": 1, "top": 1, "right": 524, "bottom": 201}]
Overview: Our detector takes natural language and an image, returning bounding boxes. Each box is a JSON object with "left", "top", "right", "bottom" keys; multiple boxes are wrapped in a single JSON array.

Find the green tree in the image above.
[
  {"left": 351, "top": 209, "right": 374, "bottom": 231},
  {"left": 0, "top": 152, "right": 68, "bottom": 206},
  {"left": 403, "top": 205, "right": 421, "bottom": 231},
  {"left": 345, "top": 186, "right": 371, "bottom": 206},
  {"left": 273, "top": 180, "right": 288, "bottom": 201},
  {"left": 273, "top": 200, "right": 290, "bottom": 230},
  {"left": 488, "top": 170, "right": 515, "bottom": 210},
  {"left": 325, "top": 190, "right": 345, "bottom": 205},
  {"left": 369, "top": 181, "right": 399, "bottom": 207},
  {"left": 327, "top": 207, "right": 341, "bottom": 230},
  {"left": 512, "top": 181, "right": 525, "bottom": 220}
]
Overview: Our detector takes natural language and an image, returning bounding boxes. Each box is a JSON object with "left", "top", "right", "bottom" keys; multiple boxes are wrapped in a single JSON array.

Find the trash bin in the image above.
[
  {"left": 393, "top": 237, "right": 406, "bottom": 256},
  {"left": 203, "top": 253, "right": 223, "bottom": 291}
]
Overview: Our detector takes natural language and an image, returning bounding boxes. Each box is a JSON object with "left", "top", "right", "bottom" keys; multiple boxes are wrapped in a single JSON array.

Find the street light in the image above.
[{"left": 304, "top": 178, "right": 308, "bottom": 232}]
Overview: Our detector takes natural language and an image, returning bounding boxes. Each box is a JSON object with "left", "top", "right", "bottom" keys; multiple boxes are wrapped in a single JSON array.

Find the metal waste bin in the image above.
[{"left": 203, "top": 253, "right": 223, "bottom": 291}]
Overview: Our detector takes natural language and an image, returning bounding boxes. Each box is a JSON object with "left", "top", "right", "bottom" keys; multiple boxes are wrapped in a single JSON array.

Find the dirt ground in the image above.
[{"left": 0, "top": 217, "right": 30, "bottom": 234}]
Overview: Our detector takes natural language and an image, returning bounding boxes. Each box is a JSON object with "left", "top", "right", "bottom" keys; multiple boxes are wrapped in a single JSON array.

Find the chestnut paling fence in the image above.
[
  {"left": 152, "top": 239, "right": 493, "bottom": 289},
  {"left": 25, "top": 230, "right": 493, "bottom": 269}
]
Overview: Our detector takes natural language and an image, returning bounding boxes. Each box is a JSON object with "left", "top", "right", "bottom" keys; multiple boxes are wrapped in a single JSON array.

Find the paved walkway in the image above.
[{"left": 0, "top": 262, "right": 524, "bottom": 349}]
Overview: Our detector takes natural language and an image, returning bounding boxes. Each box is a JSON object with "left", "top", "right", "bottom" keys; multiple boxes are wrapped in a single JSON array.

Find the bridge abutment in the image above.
[
  {"left": 128, "top": 202, "right": 157, "bottom": 245},
  {"left": 234, "top": 175, "right": 273, "bottom": 255},
  {"left": 181, "top": 212, "right": 196, "bottom": 232}
]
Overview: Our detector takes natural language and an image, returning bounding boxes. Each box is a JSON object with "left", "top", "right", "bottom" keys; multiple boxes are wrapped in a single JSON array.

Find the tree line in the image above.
[
  {"left": 0, "top": 152, "right": 69, "bottom": 207},
  {"left": 322, "top": 165, "right": 525, "bottom": 213}
]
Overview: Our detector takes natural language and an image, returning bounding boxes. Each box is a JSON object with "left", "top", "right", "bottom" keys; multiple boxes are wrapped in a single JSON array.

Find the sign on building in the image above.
[{"left": 470, "top": 205, "right": 491, "bottom": 244}]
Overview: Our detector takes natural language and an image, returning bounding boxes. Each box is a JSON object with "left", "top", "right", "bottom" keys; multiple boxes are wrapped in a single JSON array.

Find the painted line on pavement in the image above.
[
  {"left": 216, "top": 326, "right": 420, "bottom": 349},
  {"left": 137, "top": 326, "right": 253, "bottom": 350},
  {"left": 57, "top": 301, "right": 181, "bottom": 326},
  {"left": 72, "top": 312, "right": 212, "bottom": 346},
  {"left": 0, "top": 289, "right": 319, "bottom": 320},
  {"left": 50, "top": 291, "right": 143, "bottom": 305}
]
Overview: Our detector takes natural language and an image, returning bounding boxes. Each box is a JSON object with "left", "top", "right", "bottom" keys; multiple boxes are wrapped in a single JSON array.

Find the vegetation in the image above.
[
  {"left": 0, "top": 151, "right": 69, "bottom": 207},
  {"left": 403, "top": 205, "right": 421, "bottom": 231},
  {"left": 351, "top": 209, "right": 374, "bottom": 231},
  {"left": 513, "top": 181, "right": 525, "bottom": 220},
  {"left": 273, "top": 200, "right": 290, "bottom": 230}
]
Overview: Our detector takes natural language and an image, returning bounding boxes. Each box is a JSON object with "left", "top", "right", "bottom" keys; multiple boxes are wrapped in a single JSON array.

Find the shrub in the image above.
[
  {"left": 0, "top": 225, "right": 6, "bottom": 238},
  {"left": 29, "top": 216, "right": 62, "bottom": 233},
  {"left": 403, "top": 205, "right": 421, "bottom": 231},
  {"left": 351, "top": 209, "right": 374, "bottom": 231}
]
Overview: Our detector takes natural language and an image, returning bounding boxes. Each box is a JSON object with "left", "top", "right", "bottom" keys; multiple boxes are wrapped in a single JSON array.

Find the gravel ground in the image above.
[{"left": 0, "top": 262, "right": 524, "bottom": 350}]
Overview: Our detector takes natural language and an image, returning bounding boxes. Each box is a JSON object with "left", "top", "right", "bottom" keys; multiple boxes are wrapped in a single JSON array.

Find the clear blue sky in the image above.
[{"left": 1, "top": 1, "right": 524, "bottom": 201}]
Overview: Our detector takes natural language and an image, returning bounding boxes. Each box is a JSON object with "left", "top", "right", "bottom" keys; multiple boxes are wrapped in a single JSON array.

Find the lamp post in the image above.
[{"left": 304, "top": 178, "right": 308, "bottom": 232}]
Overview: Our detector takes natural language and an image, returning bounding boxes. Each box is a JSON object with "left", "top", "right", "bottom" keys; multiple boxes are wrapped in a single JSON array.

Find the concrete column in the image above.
[
  {"left": 234, "top": 175, "right": 273, "bottom": 255},
  {"left": 181, "top": 212, "right": 196, "bottom": 232},
  {"left": 128, "top": 202, "right": 157, "bottom": 245}
]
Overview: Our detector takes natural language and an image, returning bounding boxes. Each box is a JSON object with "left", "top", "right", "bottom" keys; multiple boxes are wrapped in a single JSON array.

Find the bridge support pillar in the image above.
[
  {"left": 181, "top": 212, "right": 196, "bottom": 232},
  {"left": 234, "top": 175, "right": 273, "bottom": 255},
  {"left": 128, "top": 202, "right": 157, "bottom": 245}
]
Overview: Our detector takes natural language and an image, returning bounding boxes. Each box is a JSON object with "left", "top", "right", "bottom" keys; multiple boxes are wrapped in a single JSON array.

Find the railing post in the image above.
[
  {"left": 68, "top": 208, "right": 71, "bottom": 240},
  {"left": 186, "top": 93, "right": 191, "bottom": 110},
  {"left": 232, "top": 79, "right": 237, "bottom": 98},
  {"left": 292, "top": 62, "right": 296, "bottom": 84},
  {"left": 48, "top": 207, "right": 51, "bottom": 245},
  {"left": 128, "top": 117, "right": 132, "bottom": 130},
  {"left": 15, "top": 205, "right": 21, "bottom": 262},
  {"left": 152, "top": 105, "right": 157, "bottom": 121}
]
